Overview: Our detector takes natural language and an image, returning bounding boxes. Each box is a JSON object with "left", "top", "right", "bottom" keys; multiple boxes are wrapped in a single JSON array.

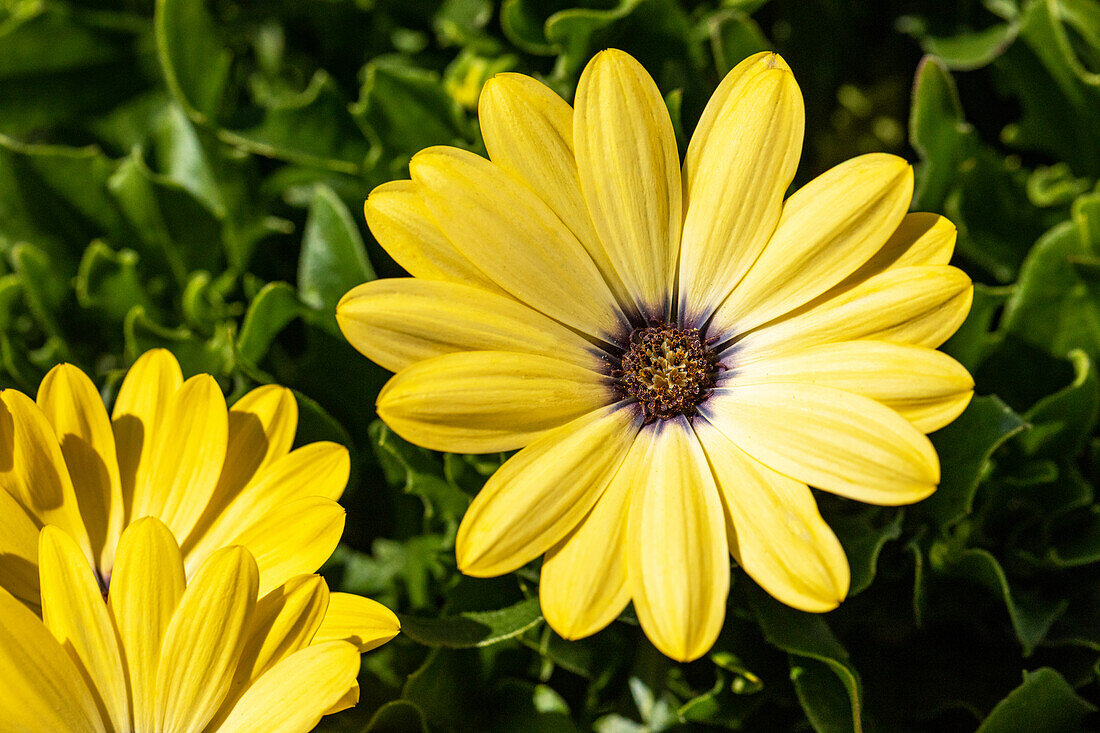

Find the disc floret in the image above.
[{"left": 615, "top": 323, "right": 721, "bottom": 420}]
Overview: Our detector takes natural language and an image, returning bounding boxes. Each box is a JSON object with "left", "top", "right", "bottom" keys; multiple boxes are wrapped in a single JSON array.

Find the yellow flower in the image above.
[
  {"left": 0, "top": 517, "right": 398, "bottom": 732},
  {"left": 337, "top": 50, "right": 974, "bottom": 661},
  {"left": 0, "top": 348, "right": 351, "bottom": 607}
]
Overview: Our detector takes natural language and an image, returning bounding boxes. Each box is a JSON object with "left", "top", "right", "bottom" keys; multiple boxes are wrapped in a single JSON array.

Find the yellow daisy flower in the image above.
[
  {"left": 0, "top": 348, "right": 350, "bottom": 607},
  {"left": 337, "top": 50, "right": 974, "bottom": 661},
  {"left": 0, "top": 517, "right": 398, "bottom": 732}
]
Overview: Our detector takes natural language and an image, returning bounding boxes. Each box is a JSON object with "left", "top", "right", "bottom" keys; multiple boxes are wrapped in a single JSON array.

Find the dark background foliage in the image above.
[{"left": 2, "top": 0, "right": 1100, "bottom": 729}]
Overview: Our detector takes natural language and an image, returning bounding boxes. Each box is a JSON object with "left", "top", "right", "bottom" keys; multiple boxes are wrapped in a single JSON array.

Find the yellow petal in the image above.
[
  {"left": 693, "top": 422, "right": 850, "bottom": 612},
  {"left": 313, "top": 592, "right": 400, "bottom": 653},
  {"left": 539, "top": 434, "right": 644, "bottom": 640},
  {"left": 38, "top": 526, "right": 130, "bottom": 733},
  {"left": 199, "top": 385, "right": 298, "bottom": 529},
  {"left": 574, "top": 49, "right": 681, "bottom": 319},
  {"left": 364, "top": 179, "right": 504, "bottom": 293},
  {"left": 108, "top": 517, "right": 186, "bottom": 733},
  {"left": 208, "top": 575, "right": 330, "bottom": 732},
  {"left": 211, "top": 641, "right": 360, "bottom": 733},
  {"left": 156, "top": 546, "right": 258, "bottom": 733},
  {"left": 337, "top": 278, "right": 604, "bottom": 374},
  {"left": 479, "top": 72, "right": 634, "bottom": 314},
  {"left": 852, "top": 212, "right": 956, "bottom": 277},
  {"left": 0, "top": 587, "right": 105, "bottom": 733},
  {"left": 703, "top": 383, "right": 939, "bottom": 505},
  {"left": 626, "top": 418, "right": 729, "bottom": 662},
  {"left": 325, "top": 681, "right": 359, "bottom": 715},
  {"left": 679, "top": 54, "right": 804, "bottom": 324},
  {"left": 733, "top": 341, "right": 974, "bottom": 432},
  {"left": 712, "top": 153, "right": 914, "bottom": 336},
  {"left": 132, "top": 374, "right": 228, "bottom": 542},
  {"left": 735, "top": 265, "right": 974, "bottom": 359},
  {"left": 184, "top": 442, "right": 349, "bottom": 576},
  {"left": 410, "top": 146, "right": 627, "bottom": 339},
  {"left": 0, "top": 490, "right": 41, "bottom": 604},
  {"left": 226, "top": 497, "right": 345, "bottom": 596},
  {"left": 377, "top": 351, "right": 612, "bottom": 453},
  {"left": 456, "top": 404, "right": 641, "bottom": 576},
  {"left": 111, "top": 349, "right": 184, "bottom": 519},
  {"left": 37, "top": 363, "right": 124, "bottom": 576},
  {"left": 0, "top": 390, "right": 93, "bottom": 560}
]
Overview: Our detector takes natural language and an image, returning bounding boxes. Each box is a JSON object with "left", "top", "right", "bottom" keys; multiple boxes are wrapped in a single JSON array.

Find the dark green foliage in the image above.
[{"left": 3, "top": 0, "right": 1100, "bottom": 730}]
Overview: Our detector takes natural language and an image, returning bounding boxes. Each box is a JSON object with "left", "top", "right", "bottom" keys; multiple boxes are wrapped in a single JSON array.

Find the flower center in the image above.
[{"left": 615, "top": 324, "right": 720, "bottom": 421}]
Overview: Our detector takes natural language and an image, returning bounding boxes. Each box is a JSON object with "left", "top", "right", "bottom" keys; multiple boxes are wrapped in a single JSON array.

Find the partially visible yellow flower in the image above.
[
  {"left": 0, "top": 518, "right": 399, "bottom": 732},
  {"left": 338, "top": 49, "right": 974, "bottom": 661},
  {"left": 0, "top": 348, "right": 350, "bottom": 606}
]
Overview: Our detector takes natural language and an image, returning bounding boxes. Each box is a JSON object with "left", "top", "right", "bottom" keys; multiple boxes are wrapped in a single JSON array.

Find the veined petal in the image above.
[
  {"left": 37, "top": 363, "right": 124, "bottom": 575},
  {"left": 156, "top": 546, "right": 258, "bottom": 733},
  {"left": 703, "top": 383, "right": 939, "bottom": 505},
  {"left": 337, "top": 278, "right": 604, "bottom": 374},
  {"left": 851, "top": 212, "right": 956, "bottom": 277},
  {"left": 712, "top": 154, "right": 914, "bottom": 336},
  {"left": 479, "top": 72, "right": 634, "bottom": 313},
  {"left": 731, "top": 341, "right": 974, "bottom": 433},
  {"left": 574, "top": 49, "right": 681, "bottom": 319},
  {"left": 109, "top": 517, "right": 186, "bottom": 733},
  {"left": 364, "top": 180, "right": 502, "bottom": 293},
  {"left": 313, "top": 592, "right": 400, "bottom": 653},
  {"left": 112, "top": 349, "right": 183, "bottom": 519},
  {"left": 212, "top": 641, "right": 360, "bottom": 733},
  {"left": 0, "top": 390, "right": 92, "bottom": 561},
  {"left": 0, "top": 490, "right": 41, "bottom": 604},
  {"left": 457, "top": 404, "right": 641, "bottom": 576},
  {"left": 184, "top": 443, "right": 349, "bottom": 574},
  {"left": 208, "top": 576, "right": 329, "bottom": 732},
  {"left": 411, "top": 146, "right": 627, "bottom": 340},
  {"left": 377, "top": 351, "right": 612, "bottom": 453},
  {"left": 225, "top": 497, "right": 345, "bottom": 596},
  {"left": 626, "top": 418, "right": 729, "bottom": 662},
  {"left": 0, "top": 588, "right": 105, "bottom": 733},
  {"left": 539, "top": 433, "right": 644, "bottom": 640},
  {"left": 132, "top": 374, "right": 228, "bottom": 542},
  {"left": 197, "top": 386, "right": 299, "bottom": 534},
  {"left": 734, "top": 265, "right": 973, "bottom": 360},
  {"left": 39, "top": 526, "right": 130, "bottom": 733},
  {"left": 693, "top": 421, "right": 850, "bottom": 612},
  {"left": 679, "top": 55, "right": 804, "bottom": 324}
]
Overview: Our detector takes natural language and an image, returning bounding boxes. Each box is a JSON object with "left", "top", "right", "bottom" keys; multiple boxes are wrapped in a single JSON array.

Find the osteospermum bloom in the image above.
[
  {"left": 337, "top": 50, "right": 974, "bottom": 661},
  {"left": 0, "top": 518, "right": 398, "bottom": 732},
  {"left": 0, "top": 349, "right": 352, "bottom": 606}
]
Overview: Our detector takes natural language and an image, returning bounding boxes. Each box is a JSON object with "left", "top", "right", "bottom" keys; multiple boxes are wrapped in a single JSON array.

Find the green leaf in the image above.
[
  {"left": 1018, "top": 349, "right": 1099, "bottom": 459},
  {"left": 900, "top": 17, "right": 1020, "bottom": 71},
  {"left": 928, "top": 545, "right": 1067, "bottom": 655},
  {"left": 236, "top": 282, "right": 306, "bottom": 365},
  {"left": 363, "top": 700, "right": 430, "bottom": 733},
  {"left": 916, "top": 396, "right": 1027, "bottom": 530},
  {"left": 940, "top": 283, "right": 1011, "bottom": 374},
  {"left": 0, "top": 3, "right": 153, "bottom": 135},
  {"left": 977, "top": 667, "right": 1095, "bottom": 732},
  {"left": 9, "top": 242, "right": 67, "bottom": 343},
  {"left": 0, "top": 135, "right": 133, "bottom": 267},
  {"left": 354, "top": 58, "right": 468, "bottom": 166},
  {"left": 154, "top": 0, "right": 232, "bottom": 121},
  {"left": 829, "top": 507, "right": 903, "bottom": 596},
  {"left": 75, "top": 240, "right": 154, "bottom": 322},
  {"left": 1001, "top": 213, "right": 1100, "bottom": 360},
  {"left": 698, "top": 9, "right": 772, "bottom": 76},
  {"left": 748, "top": 587, "right": 862, "bottom": 733},
  {"left": 370, "top": 421, "right": 471, "bottom": 527},
  {"left": 909, "top": 55, "right": 975, "bottom": 212},
  {"left": 107, "top": 152, "right": 223, "bottom": 282},
  {"left": 298, "top": 185, "right": 374, "bottom": 334},
  {"left": 399, "top": 597, "right": 544, "bottom": 649}
]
